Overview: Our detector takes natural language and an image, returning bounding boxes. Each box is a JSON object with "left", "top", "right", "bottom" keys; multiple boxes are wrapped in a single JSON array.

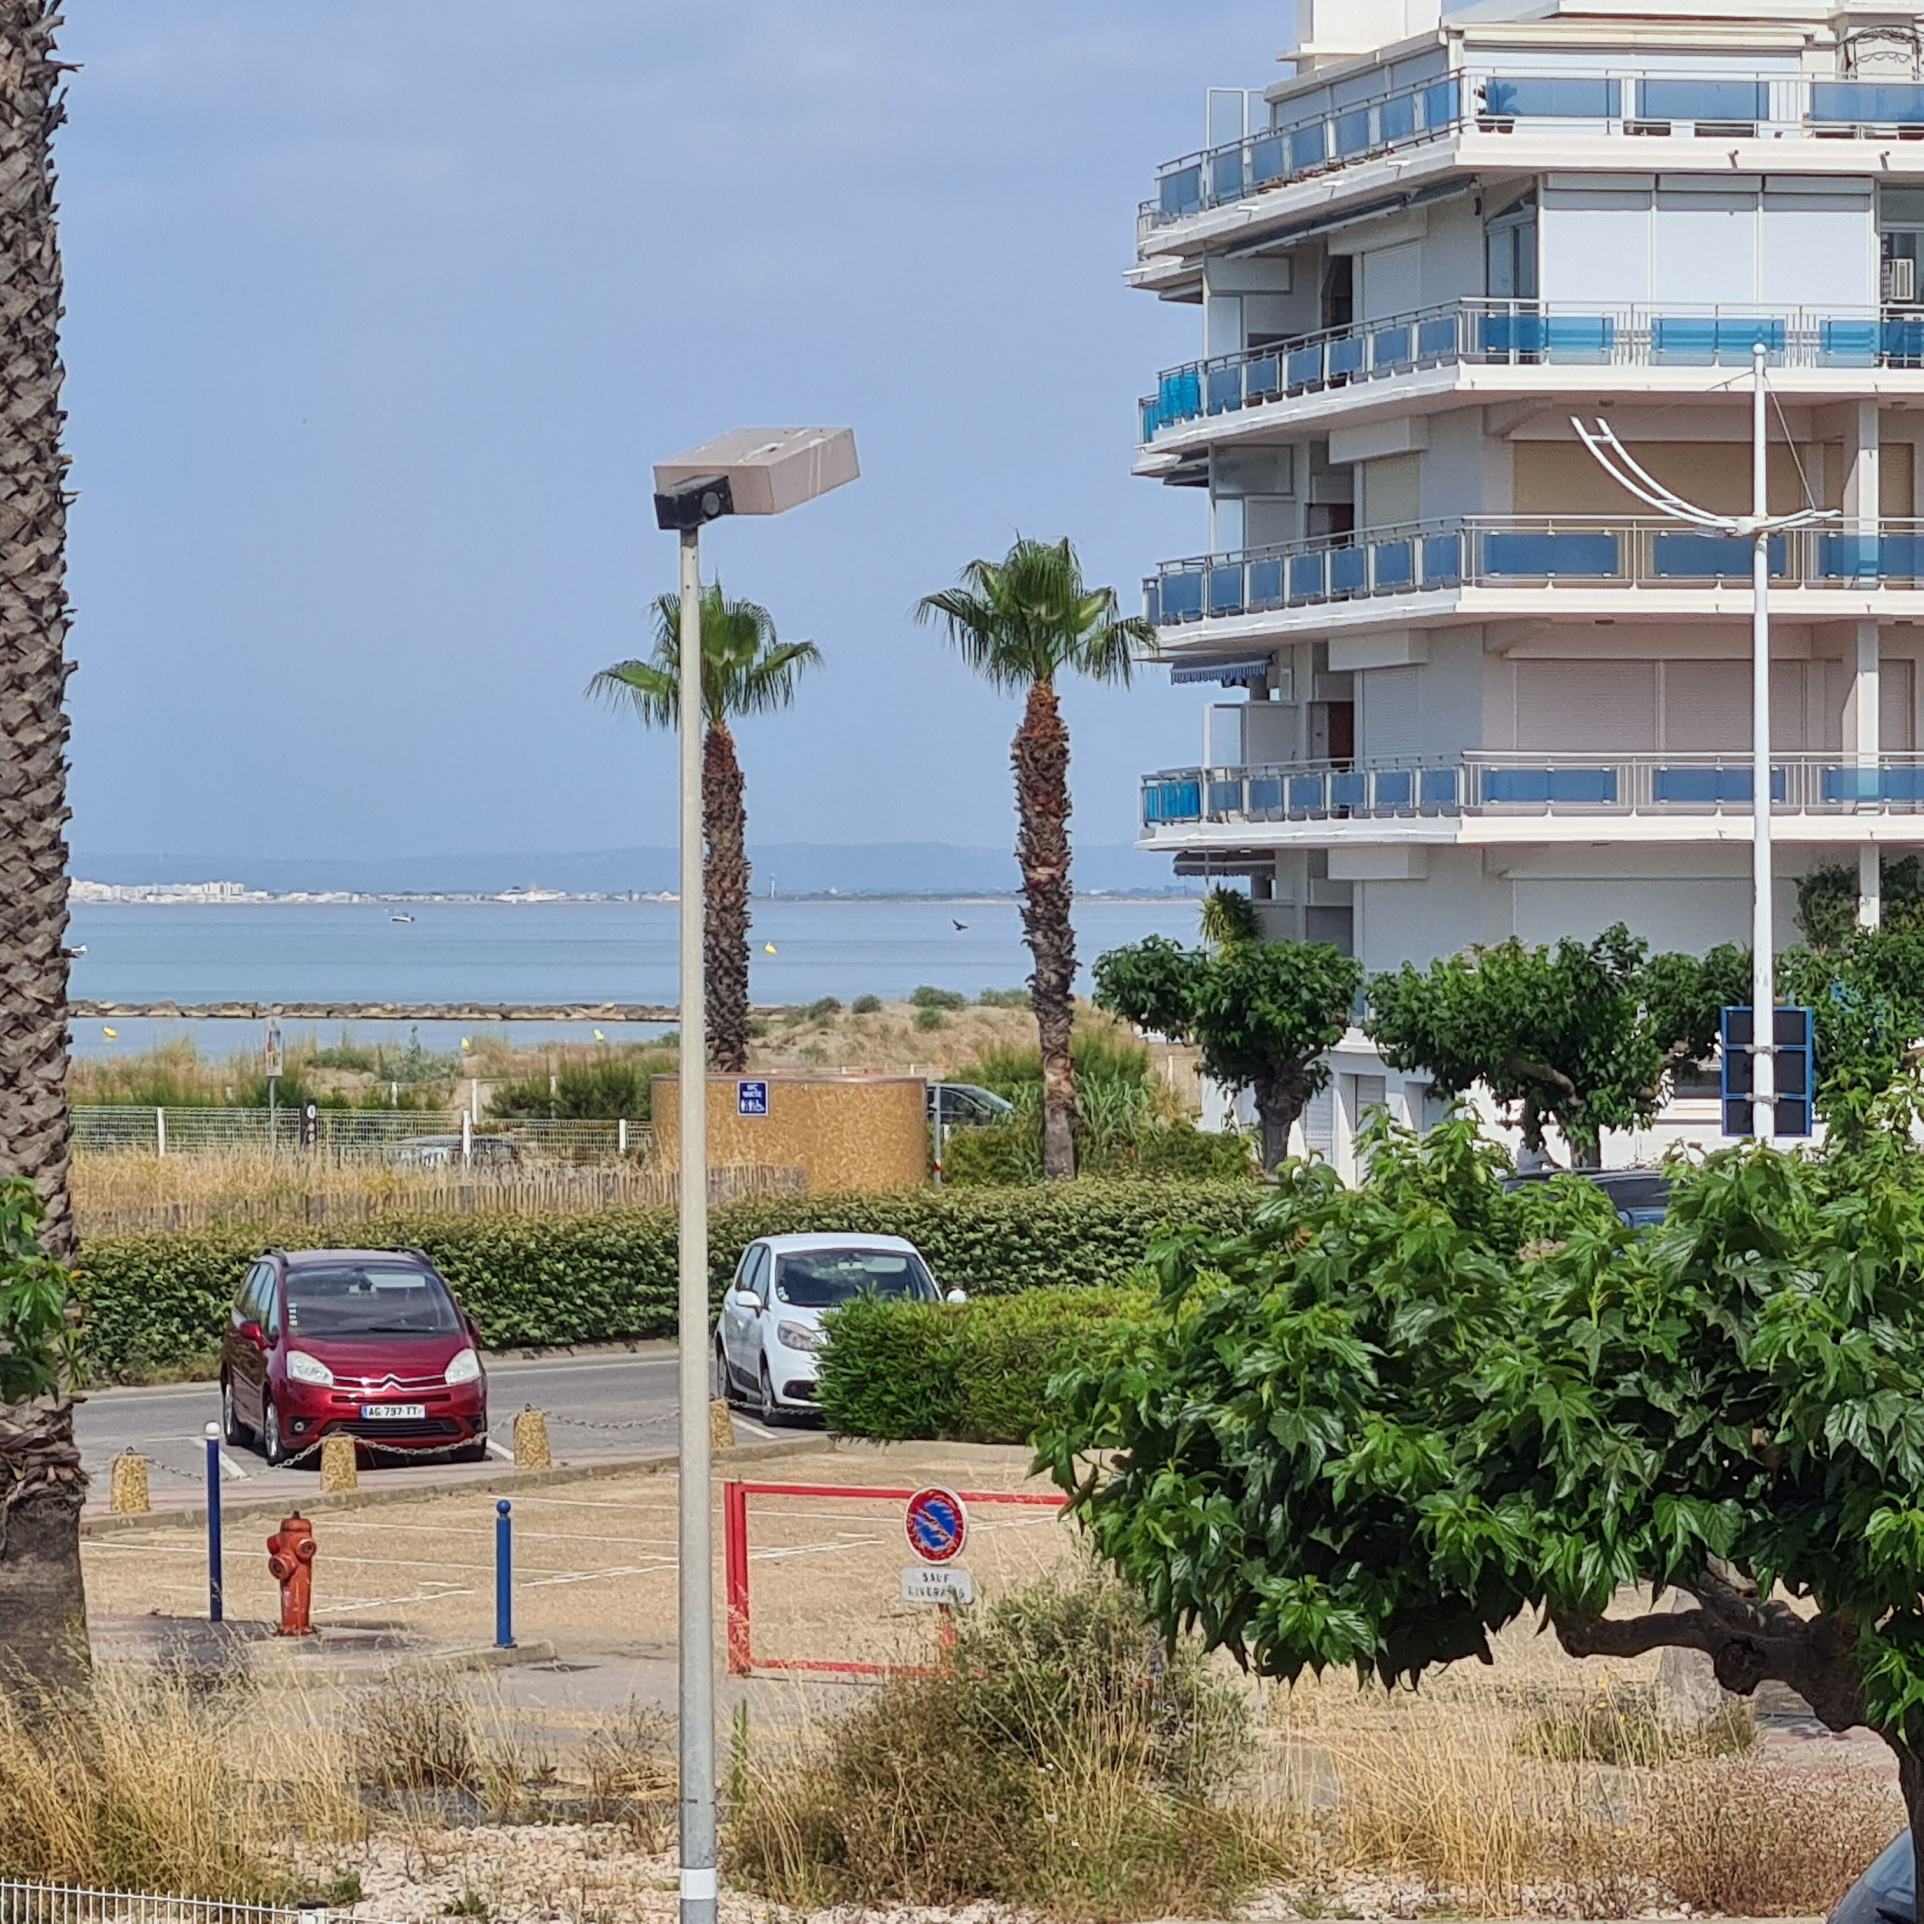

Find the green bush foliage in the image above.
[
  {"left": 490, "top": 1054, "right": 668, "bottom": 1121},
  {"left": 817, "top": 1286, "right": 1155, "bottom": 1443},
  {"left": 942, "top": 1113, "right": 1253, "bottom": 1187},
  {"left": 74, "top": 1181, "right": 1261, "bottom": 1382},
  {"left": 849, "top": 995, "right": 882, "bottom": 1015},
  {"left": 910, "top": 985, "right": 967, "bottom": 1011}
]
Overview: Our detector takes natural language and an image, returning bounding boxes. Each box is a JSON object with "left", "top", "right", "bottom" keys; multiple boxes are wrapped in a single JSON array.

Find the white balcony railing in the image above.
[
  {"left": 1142, "top": 72, "right": 1924, "bottom": 239},
  {"left": 1141, "top": 303, "right": 1924, "bottom": 442},
  {"left": 1141, "top": 754, "right": 1924, "bottom": 829},
  {"left": 1146, "top": 517, "right": 1924, "bottom": 628}
]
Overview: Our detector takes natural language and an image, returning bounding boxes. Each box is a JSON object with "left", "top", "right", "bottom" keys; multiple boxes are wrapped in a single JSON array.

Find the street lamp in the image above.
[
  {"left": 651, "top": 426, "right": 858, "bottom": 1924},
  {"left": 1573, "top": 345, "right": 1835, "bottom": 1147}
]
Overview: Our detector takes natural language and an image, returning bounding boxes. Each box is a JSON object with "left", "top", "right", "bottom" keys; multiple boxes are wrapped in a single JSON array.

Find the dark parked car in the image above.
[
  {"left": 1829, "top": 1834, "right": 1911, "bottom": 1924},
  {"left": 222, "top": 1247, "right": 488, "bottom": 1466},
  {"left": 1501, "top": 1167, "right": 1673, "bottom": 1228},
  {"left": 927, "top": 1083, "right": 1016, "bottom": 1129}
]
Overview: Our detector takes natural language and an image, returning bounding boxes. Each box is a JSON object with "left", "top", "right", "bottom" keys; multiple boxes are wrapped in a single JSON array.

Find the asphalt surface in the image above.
[{"left": 72, "top": 1344, "right": 775, "bottom": 1510}]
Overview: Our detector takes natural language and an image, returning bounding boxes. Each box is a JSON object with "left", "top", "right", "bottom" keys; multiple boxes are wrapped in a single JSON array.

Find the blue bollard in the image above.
[
  {"left": 204, "top": 1421, "right": 224, "bottom": 1623},
  {"left": 495, "top": 1499, "right": 514, "bottom": 1648}
]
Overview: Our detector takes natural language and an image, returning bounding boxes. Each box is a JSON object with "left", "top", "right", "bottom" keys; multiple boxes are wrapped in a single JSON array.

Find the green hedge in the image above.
[
  {"left": 816, "top": 1287, "right": 1157, "bottom": 1444},
  {"left": 74, "top": 1182, "right": 1259, "bottom": 1382}
]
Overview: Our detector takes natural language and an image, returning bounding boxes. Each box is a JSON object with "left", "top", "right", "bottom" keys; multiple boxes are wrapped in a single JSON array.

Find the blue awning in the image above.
[{"left": 1168, "top": 655, "right": 1272, "bottom": 687}]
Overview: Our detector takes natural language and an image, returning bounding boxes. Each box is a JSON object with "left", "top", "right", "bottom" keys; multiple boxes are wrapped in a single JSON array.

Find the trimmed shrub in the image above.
[
  {"left": 74, "top": 1182, "right": 1259, "bottom": 1382},
  {"left": 909, "top": 985, "right": 967, "bottom": 1011},
  {"left": 817, "top": 1287, "right": 1156, "bottom": 1444},
  {"left": 944, "top": 1115, "right": 1255, "bottom": 1187}
]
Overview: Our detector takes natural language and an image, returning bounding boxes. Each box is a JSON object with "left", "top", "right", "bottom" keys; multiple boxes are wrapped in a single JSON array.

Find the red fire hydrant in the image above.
[{"left": 266, "top": 1512, "right": 317, "bottom": 1637}]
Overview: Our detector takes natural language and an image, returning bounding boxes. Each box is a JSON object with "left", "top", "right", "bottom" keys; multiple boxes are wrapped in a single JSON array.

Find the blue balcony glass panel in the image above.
[
  {"left": 1812, "top": 82, "right": 1924, "bottom": 124},
  {"left": 1420, "top": 78, "right": 1461, "bottom": 131},
  {"left": 1544, "top": 316, "right": 1615, "bottom": 363},
  {"left": 1375, "top": 769, "right": 1415, "bottom": 809},
  {"left": 1159, "top": 167, "right": 1202, "bottom": 217},
  {"left": 1372, "top": 324, "right": 1414, "bottom": 369},
  {"left": 1885, "top": 317, "right": 1924, "bottom": 366},
  {"left": 1373, "top": 539, "right": 1415, "bottom": 590},
  {"left": 1822, "top": 765, "right": 1884, "bottom": 804},
  {"left": 1380, "top": 94, "right": 1416, "bottom": 141},
  {"left": 1483, "top": 531, "right": 1620, "bottom": 578},
  {"left": 1327, "top": 334, "right": 1366, "bottom": 379},
  {"left": 1422, "top": 533, "right": 1465, "bottom": 584},
  {"left": 1287, "top": 122, "right": 1327, "bottom": 172},
  {"left": 1335, "top": 109, "right": 1373, "bottom": 156},
  {"left": 1654, "top": 532, "right": 1787, "bottom": 578},
  {"left": 1288, "top": 774, "right": 1329, "bottom": 812},
  {"left": 1206, "top": 364, "right": 1243, "bottom": 414},
  {"left": 1551, "top": 767, "right": 1618, "bottom": 804},
  {"left": 1638, "top": 79, "right": 1768, "bottom": 122},
  {"left": 1211, "top": 148, "right": 1245, "bottom": 203},
  {"left": 1208, "top": 565, "right": 1245, "bottom": 617},
  {"left": 1331, "top": 770, "right": 1368, "bottom": 810},
  {"left": 1288, "top": 552, "right": 1327, "bottom": 600},
  {"left": 1416, "top": 315, "right": 1459, "bottom": 360},
  {"left": 1482, "top": 77, "right": 1620, "bottom": 118},
  {"left": 1249, "top": 134, "right": 1287, "bottom": 185},
  {"left": 1652, "top": 767, "right": 1785, "bottom": 804},
  {"left": 1329, "top": 546, "right": 1369, "bottom": 596},
  {"left": 1158, "top": 569, "right": 1203, "bottom": 623},
  {"left": 1820, "top": 319, "right": 1880, "bottom": 368},
  {"left": 1248, "top": 777, "right": 1283, "bottom": 813},
  {"left": 1478, "top": 309, "right": 1546, "bottom": 359},
  {"left": 1884, "top": 766, "right": 1924, "bottom": 802},
  {"left": 1884, "top": 534, "right": 1924, "bottom": 578},
  {"left": 1652, "top": 316, "right": 1787, "bottom": 365},
  {"left": 1287, "top": 343, "right": 1325, "bottom": 390},
  {"left": 1485, "top": 767, "right": 1552, "bottom": 804},
  {"left": 1207, "top": 779, "right": 1243, "bottom": 814},
  {"left": 1159, "top": 368, "right": 1201, "bottom": 424},
  {"left": 1480, "top": 767, "right": 1617, "bottom": 805},
  {"left": 1820, "top": 533, "right": 1885, "bottom": 580},
  {"left": 1244, "top": 354, "right": 1281, "bottom": 400},
  {"left": 1247, "top": 558, "right": 1284, "bottom": 608},
  {"left": 1162, "top": 781, "right": 1201, "bottom": 820},
  {"left": 1139, "top": 399, "right": 1160, "bottom": 442},
  {"left": 1141, "top": 785, "right": 1161, "bottom": 825},
  {"left": 1143, "top": 581, "right": 1160, "bottom": 627},
  {"left": 1419, "top": 768, "right": 1460, "bottom": 808}
]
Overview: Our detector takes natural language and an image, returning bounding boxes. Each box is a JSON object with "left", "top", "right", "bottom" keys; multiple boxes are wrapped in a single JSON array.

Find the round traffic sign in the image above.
[{"left": 904, "top": 1486, "right": 969, "bottom": 1564}]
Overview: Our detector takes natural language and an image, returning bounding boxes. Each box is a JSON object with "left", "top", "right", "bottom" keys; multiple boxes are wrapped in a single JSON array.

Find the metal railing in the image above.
[
  {"left": 1141, "top": 752, "right": 1924, "bottom": 828},
  {"left": 1140, "top": 301, "right": 1924, "bottom": 439},
  {"left": 72, "top": 1106, "right": 656, "bottom": 1161},
  {"left": 1144, "top": 71, "right": 1924, "bottom": 235},
  {"left": 0, "top": 1881, "right": 398, "bottom": 1924},
  {"left": 1146, "top": 516, "right": 1924, "bottom": 627}
]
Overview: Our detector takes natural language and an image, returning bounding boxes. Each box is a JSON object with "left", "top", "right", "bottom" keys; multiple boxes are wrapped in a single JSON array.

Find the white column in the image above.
[{"left": 1846, "top": 402, "right": 1883, "bottom": 932}]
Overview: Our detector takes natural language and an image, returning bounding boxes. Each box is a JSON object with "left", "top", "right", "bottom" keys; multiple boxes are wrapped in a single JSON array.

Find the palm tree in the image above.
[
  {"left": 0, "top": 0, "right": 89, "bottom": 1698},
  {"left": 591, "top": 585, "right": 820, "bottom": 1072},
  {"left": 917, "top": 538, "right": 1151, "bottom": 1180}
]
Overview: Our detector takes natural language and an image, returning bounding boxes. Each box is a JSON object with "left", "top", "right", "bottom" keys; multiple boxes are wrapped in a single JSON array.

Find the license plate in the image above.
[{"left": 360, "top": 1403, "right": 427, "bottom": 1421}]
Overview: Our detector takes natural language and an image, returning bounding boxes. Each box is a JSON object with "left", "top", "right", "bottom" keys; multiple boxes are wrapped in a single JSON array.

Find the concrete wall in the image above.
[{"left": 652, "top": 1074, "right": 928, "bottom": 1193}]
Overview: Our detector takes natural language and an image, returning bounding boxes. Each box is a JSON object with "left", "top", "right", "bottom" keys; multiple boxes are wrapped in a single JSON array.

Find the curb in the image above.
[{"left": 81, "top": 1434, "right": 834, "bottom": 1539}]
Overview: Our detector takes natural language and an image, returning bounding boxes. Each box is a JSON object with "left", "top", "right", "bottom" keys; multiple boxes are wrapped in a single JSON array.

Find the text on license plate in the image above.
[{"left": 360, "top": 1403, "right": 427, "bottom": 1420}]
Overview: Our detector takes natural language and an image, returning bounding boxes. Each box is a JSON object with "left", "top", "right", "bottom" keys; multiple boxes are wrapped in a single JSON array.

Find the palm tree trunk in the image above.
[
  {"left": 0, "top": 0, "right": 87, "bottom": 1700},
  {"left": 703, "top": 720, "right": 752, "bottom": 1074},
  {"left": 1013, "top": 679, "right": 1077, "bottom": 1180}
]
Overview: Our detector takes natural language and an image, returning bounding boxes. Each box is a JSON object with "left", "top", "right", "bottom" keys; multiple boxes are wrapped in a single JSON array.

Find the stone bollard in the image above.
[
  {"left": 709, "top": 1397, "right": 736, "bottom": 1452},
  {"left": 109, "top": 1450, "right": 150, "bottom": 1515},
  {"left": 513, "top": 1406, "right": 552, "bottom": 1470},
  {"left": 319, "top": 1433, "right": 358, "bottom": 1493}
]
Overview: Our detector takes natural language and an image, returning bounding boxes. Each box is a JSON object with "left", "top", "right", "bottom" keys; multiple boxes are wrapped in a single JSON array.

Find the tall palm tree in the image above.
[
  {"left": 0, "top": 0, "right": 88, "bottom": 1698},
  {"left": 917, "top": 538, "right": 1151, "bottom": 1180},
  {"left": 591, "top": 584, "right": 820, "bottom": 1072}
]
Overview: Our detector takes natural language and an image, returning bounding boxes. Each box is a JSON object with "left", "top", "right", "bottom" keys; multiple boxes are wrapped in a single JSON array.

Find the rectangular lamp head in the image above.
[{"left": 653, "top": 427, "right": 858, "bottom": 520}]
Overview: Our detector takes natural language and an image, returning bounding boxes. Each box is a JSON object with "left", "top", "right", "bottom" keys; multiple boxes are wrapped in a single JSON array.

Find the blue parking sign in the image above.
[{"left": 737, "top": 1080, "right": 769, "bottom": 1117}]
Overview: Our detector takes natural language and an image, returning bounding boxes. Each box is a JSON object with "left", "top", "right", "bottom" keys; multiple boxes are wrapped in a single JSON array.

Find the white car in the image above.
[{"left": 712, "top": 1232, "right": 963, "bottom": 1420}]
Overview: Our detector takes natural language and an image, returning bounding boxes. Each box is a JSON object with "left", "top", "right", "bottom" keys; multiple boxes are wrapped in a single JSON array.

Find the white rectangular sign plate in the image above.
[{"left": 901, "top": 1565, "right": 974, "bottom": 1606}]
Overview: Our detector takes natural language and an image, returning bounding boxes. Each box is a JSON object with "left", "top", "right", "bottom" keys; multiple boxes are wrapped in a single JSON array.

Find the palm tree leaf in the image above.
[{"left": 587, "top": 582, "right": 820, "bottom": 728}]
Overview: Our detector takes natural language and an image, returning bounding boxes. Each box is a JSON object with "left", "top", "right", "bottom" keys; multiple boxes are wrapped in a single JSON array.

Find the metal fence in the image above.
[
  {"left": 72, "top": 1107, "right": 655, "bottom": 1162},
  {"left": 0, "top": 1881, "right": 397, "bottom": 1924}
]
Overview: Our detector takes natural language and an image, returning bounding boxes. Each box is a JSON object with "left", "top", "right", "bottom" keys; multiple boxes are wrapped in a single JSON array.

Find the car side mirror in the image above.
[
  {"left": 237, "top": 1319, "right": 265, "bottom": 1347},
  {"left": 730, "top": 1288, "right": 761, "bottom": 1313},
  {"left": 945, "top": 1288, "right": 969, "bottom": 1306}
]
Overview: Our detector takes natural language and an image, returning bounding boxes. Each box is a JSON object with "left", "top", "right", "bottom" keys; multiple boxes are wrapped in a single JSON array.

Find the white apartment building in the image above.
[{"left": 1132, "top": 0, "right": 1924, "bottom": 1169}]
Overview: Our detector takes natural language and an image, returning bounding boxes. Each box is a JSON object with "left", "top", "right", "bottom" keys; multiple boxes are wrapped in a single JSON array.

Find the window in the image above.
[
  {"left": 772, "top": 1251, "right": 938, "bottom": 1309},
  {"left": 1486, "top": 194, "right": 1539, "bottom": 300},
  {"left": 283, "top": 1262, "right": 461, "bottom": 1338}
]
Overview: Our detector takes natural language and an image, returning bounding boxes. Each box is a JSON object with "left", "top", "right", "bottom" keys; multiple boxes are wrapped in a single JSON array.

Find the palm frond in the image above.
[{"left": 588, "top": 581, "right": 820, "bottom": 728}]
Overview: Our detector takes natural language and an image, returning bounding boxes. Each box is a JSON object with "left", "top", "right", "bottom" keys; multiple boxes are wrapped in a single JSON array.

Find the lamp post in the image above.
[
  {"left": 1573, "top": 345, "right": 1834, "bottom": 1145},
  {"left": 651, "top": 427, "right": 858, "bottom": 1924}
]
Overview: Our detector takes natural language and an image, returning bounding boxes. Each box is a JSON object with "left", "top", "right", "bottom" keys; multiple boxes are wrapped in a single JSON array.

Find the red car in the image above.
[{"left": 221, "top": 1247, "right": 489, "bottom": 1466}]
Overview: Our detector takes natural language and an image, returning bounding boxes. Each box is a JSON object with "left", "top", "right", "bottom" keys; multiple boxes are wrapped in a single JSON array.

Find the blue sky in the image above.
[{"left": 56, "top": 0, "right": 1284, "bottom": 866}]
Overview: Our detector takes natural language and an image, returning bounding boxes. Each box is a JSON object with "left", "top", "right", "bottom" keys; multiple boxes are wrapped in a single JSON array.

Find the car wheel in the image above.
[
  {"left": 712, "top": 1339, "right": 734, "bottom": 1407},
  {"left": 757, "top": 1358, "right": 779, "bottom": 1426},
  {"left": 262, "top": 1399, "right": 286, "bottom": 1467},
  {"left": 221, "top": 1376, "right": 251, "bottom": 1446}
]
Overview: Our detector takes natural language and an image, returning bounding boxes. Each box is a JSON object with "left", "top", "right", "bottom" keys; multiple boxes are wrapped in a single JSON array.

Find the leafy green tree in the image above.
[
  {"left": 1093, "top": 935, "right": 1361, "bottom": 1170},
  {"left": 1797, "top": 855, "right": 1924, "bottom": 951},
  {"left": 916, "top": 537, "right": 1151, "bottom": 1180},
  {"left": 1363, "top": 924, "right": 1746, "bottom": 1167},
  {"left": 591, "top": 584, "right": 821, "bottom": 1072},
  {"left": 1040, "top": 1106, "right": 1924, "bottom": 1869}
]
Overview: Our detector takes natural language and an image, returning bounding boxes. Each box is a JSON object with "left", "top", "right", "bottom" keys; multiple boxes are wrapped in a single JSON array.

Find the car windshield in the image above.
[
  {"left": 773, "top": 1251, "right": 936, "bottom": 1308},
  {"left": 284, "top": 1264, "right": 462, "bottom": 1337}
]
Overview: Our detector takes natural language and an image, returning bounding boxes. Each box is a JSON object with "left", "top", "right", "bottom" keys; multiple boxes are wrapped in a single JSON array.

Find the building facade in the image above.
[{"left": 1132, "top": 0, "right": 1924, "bottom": 1169}]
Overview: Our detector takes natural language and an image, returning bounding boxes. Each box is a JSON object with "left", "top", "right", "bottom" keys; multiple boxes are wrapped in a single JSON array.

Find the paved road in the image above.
[{"left": 72, "top": 1345, "right": 771, "bottom": 1510}]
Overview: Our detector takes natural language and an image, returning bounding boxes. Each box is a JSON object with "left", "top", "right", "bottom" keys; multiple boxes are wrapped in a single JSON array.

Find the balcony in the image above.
[
  {"left": 1146, "top": 518, "right": 1924, "bottom": 630},
  {"left": 1140, "top": 303, "right": 1924, "bottom": 443},
  {"left": 1141, "top": 754, "right": 1924, "bottom": 839},
  {"left": 1144, "top": 73, "right": 1924, "bottom": 241}
]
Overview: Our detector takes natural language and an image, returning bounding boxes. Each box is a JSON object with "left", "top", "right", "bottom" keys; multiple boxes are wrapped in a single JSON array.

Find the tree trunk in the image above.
[
  {"left": 0, "top": 0, "right": 86, "bottom": 1704},
  {"left": 1013, "top": 680, "right": 1076, "bottom": 1180},
  {"left": 703, "top": 721, "right": 751, "bottom": 1074},
  {"left": 1253, "top": 1073, "right": 1308, "bottom": 1172}
]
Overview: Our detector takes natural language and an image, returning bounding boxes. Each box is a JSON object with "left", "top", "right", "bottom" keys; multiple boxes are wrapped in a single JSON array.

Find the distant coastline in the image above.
[{"left": 70, "top": 882, "right": 1196, "bottom": 907}]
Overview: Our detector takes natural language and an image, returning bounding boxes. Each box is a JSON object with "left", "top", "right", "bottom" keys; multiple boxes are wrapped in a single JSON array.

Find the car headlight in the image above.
[
  {"left": 444, "top": 1348, "right": 483, "bottom": 1386},
  {"left": 776, "top": 1320, "right": 824, "bottom": 1354},
  {"left": 284, "top": 1350, "right": 335, "bottom": 1387}
]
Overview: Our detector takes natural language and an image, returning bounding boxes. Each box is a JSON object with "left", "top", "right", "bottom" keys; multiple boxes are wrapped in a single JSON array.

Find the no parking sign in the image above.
[{"left": 904, "top": 1486, "right": 969, "bottom": 1564}]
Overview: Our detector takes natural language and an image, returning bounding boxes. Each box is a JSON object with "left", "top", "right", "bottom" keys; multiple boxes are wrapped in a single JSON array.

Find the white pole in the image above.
[
  {"left": 155, "top": 1107, "right": 165, "bottom": 1158},
  {"left": 675, "top": 525, "right": 717, "bottom": 1924},
  {"left": 1750, "top": 342, "right": 1777, "bottom": 1149}
]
